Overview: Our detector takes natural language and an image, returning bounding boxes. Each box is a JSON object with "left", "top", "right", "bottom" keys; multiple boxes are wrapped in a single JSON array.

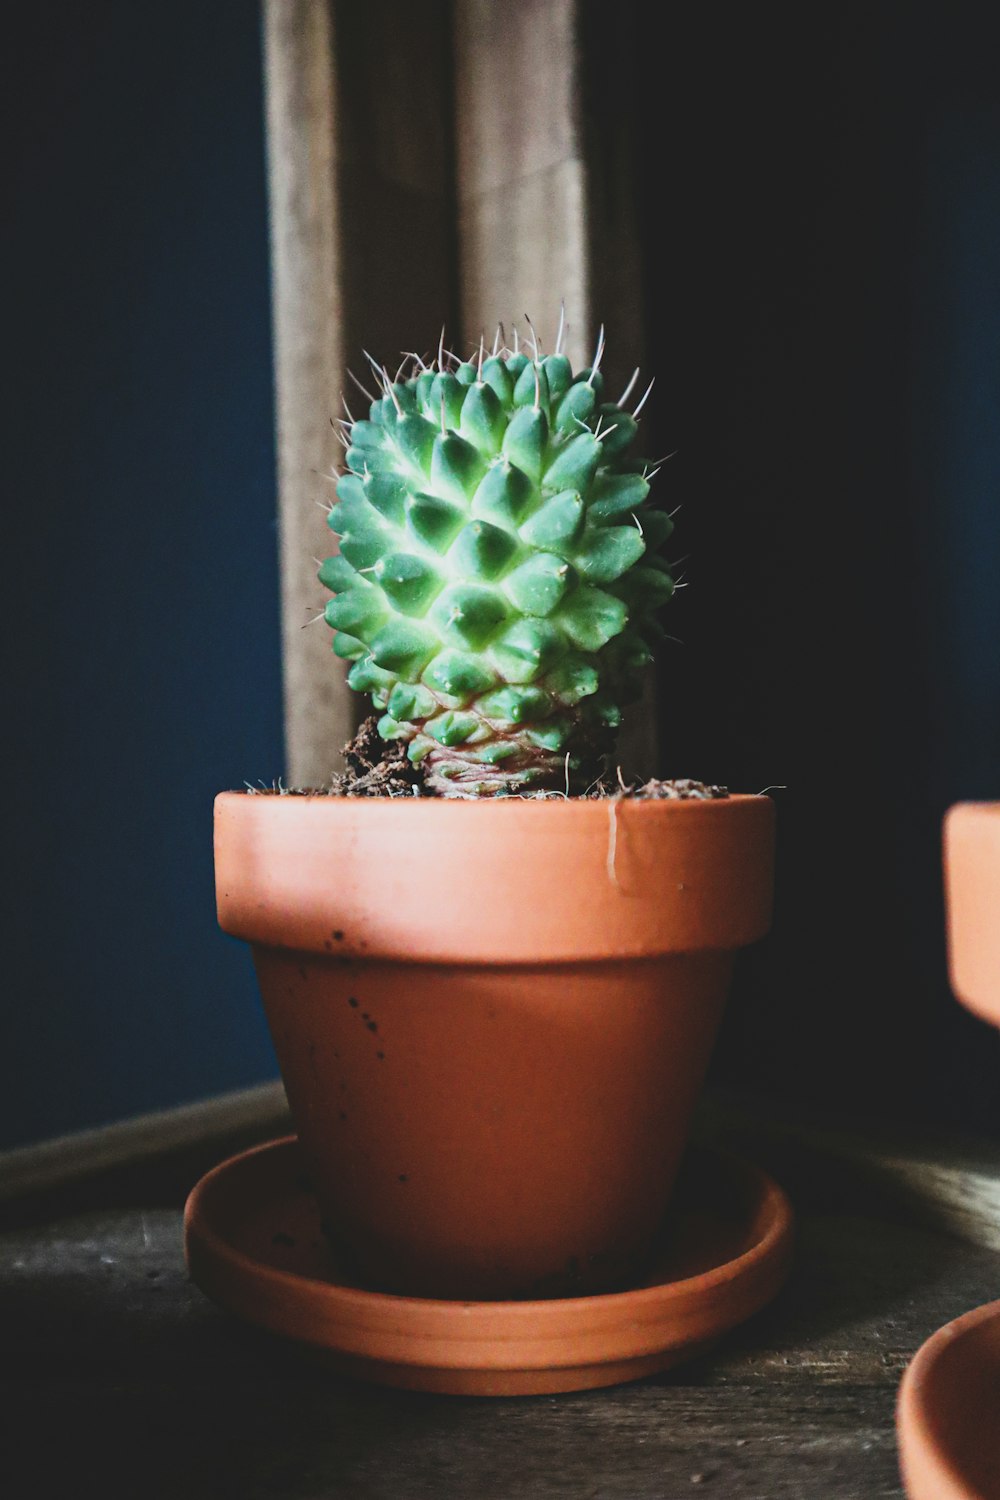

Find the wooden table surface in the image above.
[{"left": 3, "top": 1108, "right": 998, "bottom": 1500}]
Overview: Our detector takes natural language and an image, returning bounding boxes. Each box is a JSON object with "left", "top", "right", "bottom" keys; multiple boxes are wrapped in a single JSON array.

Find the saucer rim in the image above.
[
  {"left": 186, "top": 1134, "right": 791, "bottom": 1316},
  {"left": 184, "top": 1134, "right": 793, "bottom": 1368}
]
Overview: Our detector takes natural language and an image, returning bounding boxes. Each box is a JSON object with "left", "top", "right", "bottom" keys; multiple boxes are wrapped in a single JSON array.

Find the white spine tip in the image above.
[{"left": 632, "top": 376, "right": 655, "bottom": 418}]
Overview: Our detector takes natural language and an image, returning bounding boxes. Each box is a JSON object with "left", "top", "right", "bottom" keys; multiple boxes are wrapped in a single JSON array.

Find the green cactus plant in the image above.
[{"left": 320, "top": 323, "right": 675, "bottom": 796}]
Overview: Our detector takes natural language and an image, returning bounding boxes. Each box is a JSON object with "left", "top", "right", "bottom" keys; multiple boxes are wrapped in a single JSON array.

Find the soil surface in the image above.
[
  {"left": 249, "top": 719, "right": 729, "bottom": 801},
  {"left": 331, "top": 716, "right": 426, "bottom": 797}
]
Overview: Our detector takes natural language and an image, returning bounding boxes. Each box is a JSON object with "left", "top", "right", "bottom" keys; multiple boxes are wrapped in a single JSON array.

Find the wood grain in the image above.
[
  {"left": 698, "top": 1087, "right": 1000, "bottom": 1253},
  {"left": 263, "top": 2, "right": 455, "bottom": 786},
  {"left": 264, "top": 0, "right": 349, "bottom": 787},
  {"left": 0, "top": 1083, "right": 290, "bottom": 1204},
  {"left": 453, "top": 0, "right": 657, "bottom": 775},
  {"left": 264, "top": 2, "right": 661, "bottom": 781},
  {"left": 453, "top": 0, "right": 587, "bottom": 362},
  {"left": 3, "top": 1117, "right": 998, "bottom": 1498}
]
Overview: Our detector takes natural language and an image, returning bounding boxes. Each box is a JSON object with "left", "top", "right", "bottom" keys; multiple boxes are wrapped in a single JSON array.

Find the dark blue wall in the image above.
[{"left": 4, "top": 2, "right": 283, "bottom": 1147}]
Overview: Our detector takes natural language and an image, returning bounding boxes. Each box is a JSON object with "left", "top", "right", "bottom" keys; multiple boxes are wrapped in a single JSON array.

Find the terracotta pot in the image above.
[
  {"left": 943, "top": 801, "right": 1000, "bottom": 1028},
  {"left": 897, "top": 801, "right": 1000, "bottom": 1499},
  {"left": 897, "top": 1296, "right": 1000, "bottom": 1500},
  {"left": 214, "top": 792, "right": 775, "bottom": 1300}
]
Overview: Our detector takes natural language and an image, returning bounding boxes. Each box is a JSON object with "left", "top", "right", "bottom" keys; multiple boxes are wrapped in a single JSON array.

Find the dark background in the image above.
[
  {"left": 3, "top": 1, "right": 998, "bottom": 1149},
  {"left": 631, "top": 2, "right": 1000, "bottom": 1133},
  {"left": 4, "top": 2, "right": 283, "bottom": 1147}
]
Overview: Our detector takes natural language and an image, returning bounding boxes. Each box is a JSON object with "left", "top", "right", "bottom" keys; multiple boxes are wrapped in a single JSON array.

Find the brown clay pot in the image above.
[
  {"left": 942, "top": 801, "right": 1000, "bottom": 1028},
  {"left": 897, "top": 801, "right": 1000, "bottom": 1499},
  {"left": 897, "top": 1296, "right": 1000, "bottom": 1500},
  {"left": 214, "top": 792, "right": 775, "bottom": 1300}
]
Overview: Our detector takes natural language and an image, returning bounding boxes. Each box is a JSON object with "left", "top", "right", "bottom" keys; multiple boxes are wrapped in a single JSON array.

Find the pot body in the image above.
[
  {"left": 943, "top": 802, "right": 1000, "bottom": 1027},
  {"left": 215, "top": 793, "right": 775, "bottom": 1299},
  {"left": 897, "top": 802, "right": 1000, "bottom": 1498},
  {"left": 897, "top": 1296, "right": 1000, "bottom": 1500},
  {"left": 254, "top": 948, "right": 732, "bottom": 1298}
]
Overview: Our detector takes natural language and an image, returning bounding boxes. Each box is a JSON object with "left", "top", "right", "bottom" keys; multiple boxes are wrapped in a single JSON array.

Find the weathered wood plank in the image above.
[
  {"left": 698, "top": 1087, "right": 1000, "bottom": 1252},
  {"left": 453, "top": 0, "right": 589, "bottom": 364},
  {"left": 453, "top": 0, "right": 657, "bottom": 776},
  {"left": 265, "top": 2, "right": 659, "bottom": 779},
  {"left": 0, "top": 1082, "right": 290, "bottom": 1205},
  {"left": 4, "top": 1189, "right": 996, "bottom": 1498},
  {"left": 264, "top": 0, "right": 350, "bottom": 787},
  {"left": 263, "top": 1, "right": 456, "bottom": 785},
  {"left": 4, "top": 1075, "right": 999, "bottom": 1498}
]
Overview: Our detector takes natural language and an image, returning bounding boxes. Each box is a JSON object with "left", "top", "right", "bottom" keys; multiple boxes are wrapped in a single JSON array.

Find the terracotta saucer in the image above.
[
  {"left": 184, "top": 1136, "right": 793, "bottom": 1396},
  {"left": 897, "top": 1297, "right": 1000, "bottom": 1500}
]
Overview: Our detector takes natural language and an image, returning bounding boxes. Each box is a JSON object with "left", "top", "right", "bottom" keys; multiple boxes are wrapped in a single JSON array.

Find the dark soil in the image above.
[
  {"left": 329, "top": 717, "right": 427, "bottom": 797},
  {"left": 600, "top": 775, "right": 729, "bottom": 801},
  {"left": 323, "top": 719, "right": 727, "bottom": 800},
  {"left": 246, "top": 718, "right": 729, "bottom": 800}
]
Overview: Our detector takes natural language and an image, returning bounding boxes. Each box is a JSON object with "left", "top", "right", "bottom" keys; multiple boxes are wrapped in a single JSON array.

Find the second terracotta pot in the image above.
[
  {"left": 897, "top": 801, "right": 1000, "bottom": 1500},
  {"left": 215, "top": 793, "right": 775, "bottom": 1300},
  {"left": 943, "top": 801, "right": 1000, "bottom": 1028}
]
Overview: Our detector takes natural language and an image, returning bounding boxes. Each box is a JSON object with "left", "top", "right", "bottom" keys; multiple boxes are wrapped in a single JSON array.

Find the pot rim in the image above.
[{"left": 214, "top": 790, "right": 776, "bottom": 963}]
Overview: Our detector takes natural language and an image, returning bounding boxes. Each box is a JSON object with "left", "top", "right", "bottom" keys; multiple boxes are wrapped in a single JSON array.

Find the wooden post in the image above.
[
  {"left": 264, "top": 0, "right": 656, "bottom": 781},
  {"left": 452, "top": 0, "right": 590, "bottom": 365},
  {"left": 263, "top": 0, "right": 349, "bottom": 787},
  {"left": 263, "top": 1, "right": 455, "bottom": 785},
  {"left": 452, "top": 0, "right": 657, "bottom": 775}
]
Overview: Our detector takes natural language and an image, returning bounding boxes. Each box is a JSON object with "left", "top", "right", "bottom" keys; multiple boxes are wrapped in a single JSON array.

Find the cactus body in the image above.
[{"left": 321, "top": 341, "right": 674, "bottom": 795}]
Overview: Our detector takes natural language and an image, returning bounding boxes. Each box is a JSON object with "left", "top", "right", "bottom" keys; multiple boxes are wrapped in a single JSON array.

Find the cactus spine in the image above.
[{"left": 321, "top": 326, "right": 675, "bottom": 796}]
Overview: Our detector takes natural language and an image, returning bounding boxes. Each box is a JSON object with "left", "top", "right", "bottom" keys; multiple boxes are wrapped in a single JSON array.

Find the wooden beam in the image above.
[
  {"left": 263, "top": 0, "right": 349, "bottom": 788},
  {"left": 697, "top": 1087, "right": 1000, "bottom": 1254},
  {"left": 0, "top": 1082, "right": 290, "bottom": 1202},
  {"left": 265, "top": 1, "right": 656, "bottom": 780},
  {"left": 453, "top": 0, "right": 589, "bottom": 365},
  {"left": 453, "top": 0, "right": 657, "bottom": 775},
  {"left": 263, "top": 1, "right": 456, "bottom": 786}
]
